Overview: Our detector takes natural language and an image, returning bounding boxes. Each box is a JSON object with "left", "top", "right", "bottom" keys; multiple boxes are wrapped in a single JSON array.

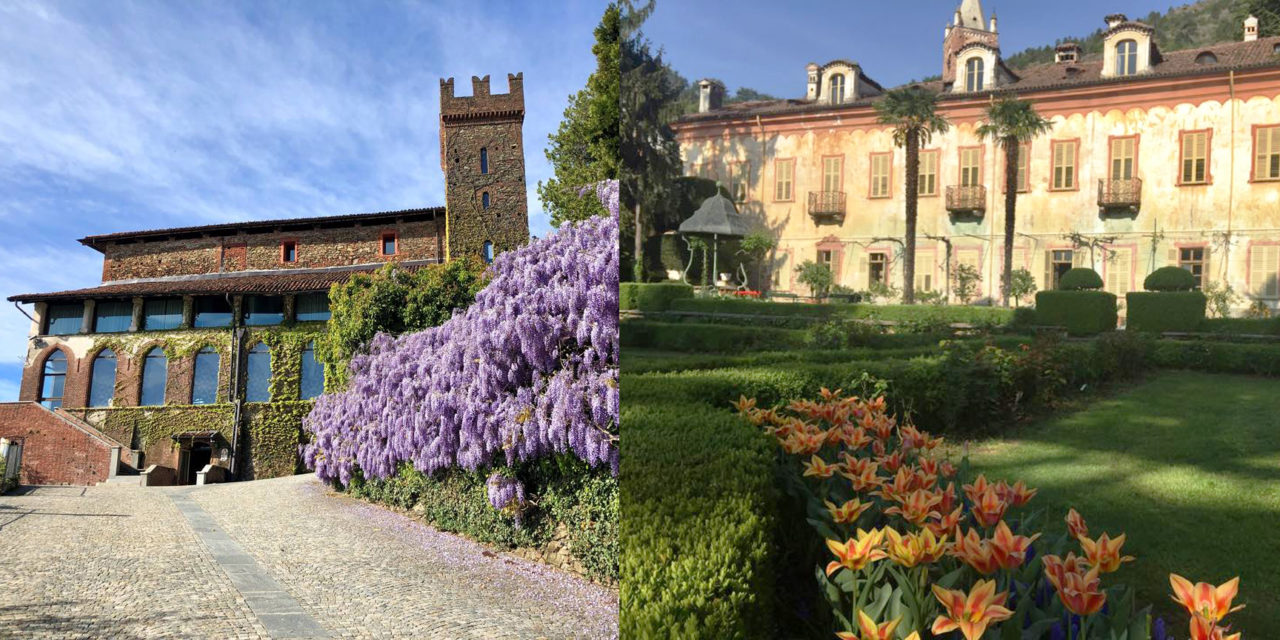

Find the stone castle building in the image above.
[
  {"left": 672, "top": 2, "right": 1280, "bottom": 310},
  {"left": 1, "top": 73, "right": 529, "bottom": 486}
]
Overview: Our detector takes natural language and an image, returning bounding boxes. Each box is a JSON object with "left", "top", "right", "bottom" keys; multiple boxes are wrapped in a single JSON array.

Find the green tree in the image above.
[
  {"left": 977, "top": 95, "right": 1053, "bottom": 306},
  {"left": 537, "top": 4, "right": 621, "bottom": 226},
  {"left": 952, "top": 262, "right": 982, "bottom": 304},
  {"left": 316, "top": 258, "right": 488, "bottom": 390},
  {"left": 874, "top": 86, "right": 950, "bottom": 304},
  {"left": 620, "top": 1, "right": 683, "bottom": 282},
  {"left": 795, "top": 260, "right": 834, "bottom": 299},
  {"left": 1008, "top": 267, "right": 1037, "bottom": 307}
]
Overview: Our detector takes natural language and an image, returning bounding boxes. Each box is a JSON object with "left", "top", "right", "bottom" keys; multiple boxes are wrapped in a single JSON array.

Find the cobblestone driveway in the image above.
[{"left": 0, "top": 474, "right": 618, "bottom": 639}]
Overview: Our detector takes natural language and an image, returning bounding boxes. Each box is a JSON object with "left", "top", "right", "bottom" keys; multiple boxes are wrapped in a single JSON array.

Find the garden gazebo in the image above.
[{"left": 678, "top": 191, "right": 752, "bottom": 286}]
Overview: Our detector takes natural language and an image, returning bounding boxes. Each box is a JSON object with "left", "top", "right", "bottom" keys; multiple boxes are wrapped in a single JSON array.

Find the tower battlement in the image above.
[{"left": 440, "top": 73, "right": 525, "bottom": 121}]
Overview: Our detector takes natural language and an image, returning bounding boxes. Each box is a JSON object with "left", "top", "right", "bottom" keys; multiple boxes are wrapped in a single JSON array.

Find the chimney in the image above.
[
  {"left": 953, "top": 10, "right": 961, "bottom": 26},
  {"left": 1105, "top": 13, "right": 1127, "bottom": 29},
  {"left": 1055, "top": 42, "right": 1082, "bottom": 63},
  {"left": 698, "top": 79, "right": 724, "bottom": 113},
  {"left": 989, "top": 12, "right": 997, "bottom": 33},
  {"left": 1245, "top": 14, "right": 1259, "bottom": 42},
  {"left": 805, "top": 63, "right": 820, "bottom": 101}
]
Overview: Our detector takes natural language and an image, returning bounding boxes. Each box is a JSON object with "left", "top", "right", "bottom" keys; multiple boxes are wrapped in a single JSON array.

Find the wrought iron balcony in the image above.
[
  {"left": 808, "top": 191, "right": 846, "bottom": 224},
  {"left": 1098, "top": 178, "right": 1142, "bottom": 209},
  {"left": 945, "top": 185, "right": 986, "bottom": 214}
]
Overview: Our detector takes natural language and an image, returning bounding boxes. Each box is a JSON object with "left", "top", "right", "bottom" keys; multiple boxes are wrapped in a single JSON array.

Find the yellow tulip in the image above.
[
  {"left": 1079, "top": 532, "right": 1135, "bottom": 573},
  {"left": 825, "top": 528, "right": 887, "bottom": 576},
  {"left": 803, "top": 455, "right": 839, "bottom": 478},
  {"left": 824, "top": 498, "right": 872, "bottom": 525}
]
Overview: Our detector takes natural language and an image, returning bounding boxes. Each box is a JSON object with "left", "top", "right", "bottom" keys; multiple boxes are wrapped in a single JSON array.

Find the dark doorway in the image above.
[{"left": 186, "top": 442, "right": 212, "bottom": 485}]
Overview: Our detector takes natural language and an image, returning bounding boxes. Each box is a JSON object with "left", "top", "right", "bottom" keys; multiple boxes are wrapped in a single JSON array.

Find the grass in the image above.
[{"left": 969, "top": 371, "right": 1280, "bottom": 634}]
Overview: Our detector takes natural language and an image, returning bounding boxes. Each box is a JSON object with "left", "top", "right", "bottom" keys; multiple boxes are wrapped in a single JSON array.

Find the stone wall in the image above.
[
  {"left": 0, "top": 402, "right": 120, "bottom": 485},
  {"left": 99, "top": 217, "right": 444, "bottom": 281}
]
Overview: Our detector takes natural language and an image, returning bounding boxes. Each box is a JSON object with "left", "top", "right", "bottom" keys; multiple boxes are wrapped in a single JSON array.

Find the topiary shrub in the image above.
[
  {"left": 1126, "top": 291, "right": 1206, "bottom": 333},
  {"left": 620, "top": 282, "right": 695, "bottom": 312},
  {"left": 1058, "top": 267, "right": 1104, "bottom": 291},
  {"left": 1035, "top": 290, "right": 1117, "bottom": 335},
  {"left": 1143, "top": 266, "right": 1196, "bottom": 292}
]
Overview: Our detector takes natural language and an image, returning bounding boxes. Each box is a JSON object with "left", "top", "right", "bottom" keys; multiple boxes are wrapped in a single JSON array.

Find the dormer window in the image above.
[
  {"left": 1195, "top": 51, "right": 1218, "bottom": 65},
  {"left": 828, "top": 74, "right": 845, "bottom": 104},
  {"left": 965, "top": 58, "right": 984, "bottom": 92},
  {"left": 1116, "top": 39, "right": 1138, "bottom": 76}
]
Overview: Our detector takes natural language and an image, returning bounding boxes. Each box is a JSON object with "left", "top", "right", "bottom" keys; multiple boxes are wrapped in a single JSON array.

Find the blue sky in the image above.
[
  {"left": 0, "top": 0, "right": 606, "bottom": 399},
  {"left": 644, "top": 0, "right": 1187, "bottom": 95}
]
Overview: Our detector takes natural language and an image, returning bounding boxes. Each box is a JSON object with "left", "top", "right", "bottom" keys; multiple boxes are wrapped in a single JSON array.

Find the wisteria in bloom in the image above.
[
  {"left": 487, "top": 472, "right": 528, "bottom": 526},
  {"left": 302, "top": 180, "right": 619, "bottom": 486}
]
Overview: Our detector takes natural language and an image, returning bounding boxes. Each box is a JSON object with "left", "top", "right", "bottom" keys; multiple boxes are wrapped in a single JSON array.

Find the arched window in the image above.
[
  {"left": 300, "top": 341, "right": 324, "bottom": 400},
  {"left": 88, "top": 349, "right": 117, "bottom": 407},
  {"left": 191, "top": 347, "right": 220, "bottom": 405},
  {"left": 246, "top": 342, "right": 271, "bottom": 403},
  {"left": 480, "top": 148, "right": 488, "bottom": 174},
  {"left": 482, "top": 241, "right": 494, "bottom": 264},
  {"left": 828, "top": 74, "right": 845, "bottom": 104},
  {"left": 965, "top": 58, "right": 985, "bottom": 92},
  {"left": 482, "top": 192, "right": 490, "bottom": 209},
  {"left": 1195, "top": 51, "right": 1218, "bottom": 65},
  {"left": 140, "top": 347, "right": 167, "bottom": 406},
  {"left": 1116, "top": 39, "right": 1137, "bottom": 76},
  {"left": 39, "top": 351, "right": 67, "bottom": 409}
]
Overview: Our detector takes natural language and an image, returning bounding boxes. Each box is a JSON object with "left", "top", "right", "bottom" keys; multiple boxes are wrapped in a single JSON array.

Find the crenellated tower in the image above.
[{"left": 439, "top": 72, "right": 529, "bottom": 262}]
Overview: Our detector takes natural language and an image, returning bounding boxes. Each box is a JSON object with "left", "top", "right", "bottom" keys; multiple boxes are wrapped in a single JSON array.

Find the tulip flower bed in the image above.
[{"left": 737, "top": 387, "right": 1253, "bottom": 639}]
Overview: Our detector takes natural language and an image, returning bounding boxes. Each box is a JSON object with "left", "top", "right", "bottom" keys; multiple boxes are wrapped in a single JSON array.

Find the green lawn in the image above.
[{"left": 970, "top": 371, "right": 1280, "bottom": 634}]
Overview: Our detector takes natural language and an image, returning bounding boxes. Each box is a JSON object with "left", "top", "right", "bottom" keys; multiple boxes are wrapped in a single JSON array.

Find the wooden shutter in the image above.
[
  {"left": 1202, "top": 248, "right": 1212, "bottom": 287},
  {"left": 1043, "top": 250, "right": 1054, "bottom": 290}
]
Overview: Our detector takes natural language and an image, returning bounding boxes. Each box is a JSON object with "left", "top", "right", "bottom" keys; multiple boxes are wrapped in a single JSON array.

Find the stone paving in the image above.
[{"left": 0, "top": 474, "right": 618, "bottom": 639}]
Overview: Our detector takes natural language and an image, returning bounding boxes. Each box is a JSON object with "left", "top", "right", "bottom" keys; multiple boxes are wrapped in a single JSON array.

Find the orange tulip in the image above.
[
  {"left": 995, "top": 480, "right": 1037, "bottom": 507},
  {"left": 731, "top": 395, "right": 757, "bottom": 414},
  {"left": 962, "top": 473, "right": 994, "bottom": 503},
  {"left": 1065, "top": 508, "right": 1089, "bottom": 540},
  {"left": 970, "top": 486, "right": 1009, "bottom": 528},
  {"left": 950, "top": 527, "right": 1001, "bottom": 575},
  {"left": 834, "top": 610, "right": 902, "bottom": 640},
  {"left": 934, "top": 481, "right": 958, "bottom": 514},
  {"left": 803, "top": 455, "right": 839, "bottom": 478},
  {"left": 884, "top": 488, "right": 942, "bottom": 526},
  {"left": 819, "top": 387, "right": 844, "bottom": 401},
  {"left": 989, "top": 520, "right": 1041, "bottom": 570},
  {"left": 1055, "top": 565, "right": 1107, "bottom": 616},
  {"left": 837, "top": 426, "right": 872, "bottom": 450},
  {"left": 825, "top": 498, "right": 872, "bottom": 525},
  {"left": 924, "top": 506, "right": 964, "bottom": 539},
  {"left": 1169, "top": 574, "right": 1245, "bottom": 624},
  {"left": 872, "top": 467, "right": 915, "bottom": 503},
  {"left": 877, "top": 451, "right": 905, "bottom": 474},
  {"left": 937, "top": 459, "right": 957, "bottom": 478},
  {"left": 1042, "top": 552, "right": 1091, "bottom": 593},
  {"left": 930, "top": 579, "right": 1014, "bottom": 640},
  {"left": 825, "top": 528, "right": 888, "bottom": 576},
  {"left": 1079, "top": 532, "right": 1135, "bottom": 573},
  {"left": 1188, "top": 615, "right": 1242, "bottom": 640}
]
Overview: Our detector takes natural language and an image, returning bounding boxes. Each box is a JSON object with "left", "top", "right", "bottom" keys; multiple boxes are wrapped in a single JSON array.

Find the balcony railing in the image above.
[
  {"left": 1098, "top": 178, "right": 1142, "bottom": 209},
  {"left": 808, "top": 191, "right": 846, "bottom": 224},
  {"left": 945, "top": 185, "right": 986, "bottom": 214}
]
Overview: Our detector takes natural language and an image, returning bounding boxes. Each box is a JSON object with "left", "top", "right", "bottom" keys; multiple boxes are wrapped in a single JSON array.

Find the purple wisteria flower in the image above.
[{"left": 302, "top": 180, "right": 620, "bottom": 491}]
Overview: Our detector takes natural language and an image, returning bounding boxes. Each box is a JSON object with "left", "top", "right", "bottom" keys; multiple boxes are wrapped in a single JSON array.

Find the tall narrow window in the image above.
[
  {"left": 1047, "top": 250, "right": 1075, "bottom": 289},
  {"left": 246, "top": 342, "right": 271, "bottom": 403},
  {"left": 868, "top": 252, "right": 888, "bottom": 286},
  {"left": 1250, "top": 244, "right": 1280, "bottom": 298},
  {"left": 1051, "top": 140, "right": 1077, "bottom": 190},
  {"left": 965, "top": 58, "right": 985, "bottom": 92},
  {"left": 482, "top": 192, "right": 491, "bottom": 209},
  {"left": 44, "top": 302, "right": 84, "bottom": 335},
  {"left": 915, "top": 253, "right": 935, "bottom": 292},
  {"left": 959, "top": 148, "right": 982, "bottom": 187},
  {"left": 828, "top": 74, "right": 845, "bottom": 104},
  {"left": 1180, "top": 131, "right": 1210, "bottom": 185},
  {"left": 1105, "top": 247, "right": 1133, "bottom": 297},
  {"left": 774, "top": 159, "right": 794, "bottom": 201},
  {"left": 822, "top": 156, "right": 842, "bottom": 193},
  {"left": 192, "top": 347, "right": 219, "bottom": 405},
  {"left": 918, "top": 151, "right": 938, "bottom": 196},
  {"left": 1110, "top": 137, "right": 1136, "bottom": 180},
  {"left": 243, "top": 295, "right": 283, "bottom": 326},
  {"left": 482, "top": 241, "right": 495, "bottom": 264},
  {"left": 1179, "top": 247, "right": 1206, "bottom": 290},
  {"left": 817, "top": 249, "right": 834, "bottom": 271},
  {"left": 480, "top": 147, "right": 488, "bottom": 174},
  {"left": 296, "top": 293, "right": 331, "bottom": 323},
  {"left": 143, "top": 298, "right": 183, "bottom": 331},
  {"left": 729, "top": 162, "right": 749, "bottom": 202},
  {"left": 281, "top": 240, "right": 298, "bottom": 263},
  {"left": 381, "top": 232, "right": 398, "bottom": 256},
  {"left": 300, "top": 341, "right": 324, "bottom": 400},
  {"left": 88, "top": 349, "right": 117, "bottom": 408},
  {"left": 1254, "top": 125, "right": 1280, "bottom": 181},
  {"left": 140, "top": 347, "right": 167, "bottom": 406},
  {"left": 39, "top": 351, "right": 67, "bottom": 410},
  {"left": 193, "top": 296, "right": 233, "bottom": 328},
  {"left": 93, "top": 300, "right": 132, "bottom": 333},
  {"left": 869, "top": 153, "right": 891, "bottom": 198},
  {"left": 1116, "top": 40, "right": 1138, "bottom": 76}
]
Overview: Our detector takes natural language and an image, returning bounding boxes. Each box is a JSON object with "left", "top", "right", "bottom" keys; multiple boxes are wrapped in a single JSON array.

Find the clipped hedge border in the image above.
[
  {"left": 620, "top": 282, "right": 695, "bottom": 312},
  {"left": 1126, "top": 291, "right": 1206, "bottom": 333},
  {"left": 667, "top": 298, "right": 1016, "bottom": 326},
  {"left": 621, "top": 320, "right": 808, "bottom": 352},
  {"left": 1199, "top": 317, "right": 1280, "bottom": 336},
  {"left": 1035, "top": 290, "right": 1117, "bottom": 335}
]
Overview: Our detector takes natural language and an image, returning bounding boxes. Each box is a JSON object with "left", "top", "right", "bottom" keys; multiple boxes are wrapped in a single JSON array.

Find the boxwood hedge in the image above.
[
  {"left": 620, "top": 282, "right": 695, "bottom": 312},
  {"left": 667, "top": 298, "right": 1015, "bottom": 327},
  {"left": 1035, "top": 290, "right": 1117, "bottom": 335},
  {"left": 1125, "top": 291, "right": 1206, "bottom": 333}
]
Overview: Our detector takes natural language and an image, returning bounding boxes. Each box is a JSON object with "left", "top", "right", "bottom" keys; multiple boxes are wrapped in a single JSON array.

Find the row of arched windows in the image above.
[{"left": 38, "top": 342, "right": 324, "bottom": 409}]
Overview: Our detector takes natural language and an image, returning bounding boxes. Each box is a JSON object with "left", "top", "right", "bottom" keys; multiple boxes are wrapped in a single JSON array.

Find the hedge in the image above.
[
  {"left": 1150, "top": 340, "right": 1280, "bottom": 375},
  {"left": 1035, "top": 290, "right": 1117, "bottom": 335},
  {"left": 620, "top": 282, "right": 695, "bottom": 312},
  {"left": 1126, "top": 291, "right": 1206, "bottom": 333},
  {"left": 667, "top": 298, "right": 1016, "bottom": 326},
  {"left": 621, "top": 320, "right": 807, "bottom": 352},
  {"left": 1144, "top": 266, "right": 1197, "bottom": 291},
  {"left": 621, "top": 402, "right": 777, "bottom": 638},
  {"left": 1199, "top": 317, "right": 1280, "bottom": 336},
  {"left": 1059, "top": 267, "right": 1104, "bottom": 290}
]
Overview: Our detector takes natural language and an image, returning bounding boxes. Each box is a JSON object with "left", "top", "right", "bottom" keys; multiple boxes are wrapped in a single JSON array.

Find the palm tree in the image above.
[
  {"left": 977, "top": 95, "right": 1052, "bottom": 306},
  {"left": 875, "top": 87, "right": 949, "bottom": 304}
]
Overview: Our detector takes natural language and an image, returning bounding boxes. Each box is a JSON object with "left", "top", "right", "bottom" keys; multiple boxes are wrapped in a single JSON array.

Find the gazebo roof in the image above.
[{"left": 678, "top": 192, "right": 753, "bottom": 238}]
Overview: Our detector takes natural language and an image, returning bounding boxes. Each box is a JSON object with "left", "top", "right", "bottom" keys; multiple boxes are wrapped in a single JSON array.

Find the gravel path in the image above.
[{"left": 0, "top": 474, "right": 618, "bottom": 639}]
